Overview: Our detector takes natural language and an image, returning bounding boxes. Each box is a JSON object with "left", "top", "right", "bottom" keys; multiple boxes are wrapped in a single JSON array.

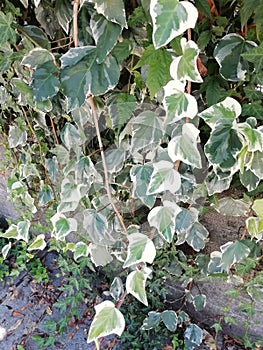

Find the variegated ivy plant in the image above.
[{"left": 0, "top": 0, "right": 263, "bottom": 347}]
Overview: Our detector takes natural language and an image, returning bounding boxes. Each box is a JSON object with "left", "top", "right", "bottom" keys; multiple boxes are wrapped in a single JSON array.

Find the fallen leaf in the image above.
[
  {"left": 8, "top": 319, "right": 23, "bottom": 332},
  {"left": 12, "top": 310, "right": 24, "bottom": 317}
]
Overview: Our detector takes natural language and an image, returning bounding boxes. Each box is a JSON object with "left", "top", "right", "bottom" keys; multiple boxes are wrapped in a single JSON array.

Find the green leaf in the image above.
[
  {"left": 239, "top": 167, "right": 260, "bottom": 192},
  {"left": 28, "top": 234, "right": 46, "bottom": 251},
  {"left": 5, "top": 220, "right": 31, "bottom": 243},
  {"left": 150, "top": 0, "right": 198, "bottom": 49},
  {"left": 205, "top": 120, "right": 242, "bottom": 170},
  {"left": 242, "top": 43, "right": 263, "bottom": 71},
  {"left": 51, "top": 214, "right": 77, "bottom": 240},
  {"left": 242, "top": 101, "right": 263, "bottom": 120},
  {"left": 0, "top": 12, "right": 17, "bottom": 45},
  {"left": 94, "top": 0, "right": 127, "bottom": 28},
  {"left": 252, "top": 199, "right": 263, "bottom": 218},
  {"left": 130, "top": 164, "right": 156, "bottom": 208},
  {"left": 240, "top": 0, "right": 263, "bottom": 40},
  {"left": 8, "top": 125, "right": 27, "bottom": 148},
  {"left": 161, "top": 310, "right": 178, "bottom": 332},
  {"left": 87, "top": 301, "right": 125, "bottom": 343},
  {"left": 163, "top": 80, "right": 198, "bottom": 124},
  {"left": 194, "top": 0, "right": 212, "bottom": 19},
  {"left": 21, "top": 25, "right": 51, "bottom": 49},
  {"left": 130, "top": 111, "right": 164, "bottom": 153},
  {"left": 91, "top": 13, "right": 122, "bottom": 64},
  {"left": 55, "top": 0, "right": 72, "bottom": 33},
  {"left": 147, "top": 160, "right": 181, "bottom": 195},
  {"left": 105, "top": 148, "right": 126, "bottom": 173},
  {"left": 168, "top": 123, "right": 202, "bottom": 168},
  {"left": 246, "top": 217, "right": 263, "bottom": 240},
  {"left": 193, "top": 294, "right": 206, "bottom": 311},
  {"left": 126, "top": 269, "right": 149, "bottom": 306},
  {"left": 134, "top": 45, "right": 172, "bottom": 98},
  {"left": 214, "top": 33, "right": 257, "bottom": 81},
  {"left": 236, "top": 121, "right": 263, "bottom": 152},
  {"left": 123, "top": 232, "right": 156, "bottom": 268},
  {"left": 220, "top": 241, "right": 251, "bottom": 271},
  {"left": 38, "top": 184, "right": 53, "bottom": 206},
  {"left": 74, "top": 242, "right": 90, "bottom": 260},
  {"left": 108, "top": 92, "right": 136, "bottom": 130},
  {"left": 111, "top": 39, "right": 132, "bottom": 62},
  {"left": 204, "top": 77, "right": 221, "bottom": 106},
  {"left": 141, "top": 311, "right": 161, "bottom": 330},
  {"left": 184, "top": 324, "right": 203, "bottom": 350},
  {"left": 32, "top": 60, "right": 59, "bottom": 101},
  {"left": 148, "top": 201, "right": 181, "bottom": 242},
  {"left": 83, "top": 209, "right": 108, "bottom": 244},
  {"left": 170, "top": 38, "right": 203, "bottom": 83}
]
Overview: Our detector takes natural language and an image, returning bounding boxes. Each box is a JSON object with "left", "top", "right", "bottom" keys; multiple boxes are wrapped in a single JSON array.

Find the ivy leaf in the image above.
[
  {"left": 170, "top": 39, "right": 203, "bottom": 83},
  {"left": 94, "top": 0, "right": 127, "bottom": 28},
  {"left": 51, "top": 214, "right": 77, "bottom": 240},
  {"left": 241, "top": 43, "right": 263, "bottom": 71},
  {"left": 186, "top": 222, "right": 209, "bottom": 252},
  {"left": 22, "top": 48, "right": 54, "bottom": 69},
  {"left": 141, "top": 312, "right": 161, "bottom": 330},
  {"left": 8, "top": 125, "right": 27, "bottom": 148},
  {"left": 184, "top": 324, "right": 203, "bottom": 350},
  {"left": 74, "top": 242, "right": 90, "bottom": 260},
  {"left": 105, "top": 148, "right": 126, "bottom": 173},
  {"left": 214, "top": 33, "right": 257, "bottom": 81},
  {"left": 123, "top": 232, "right": 156, "bottom": 268},
  {"left": 134, "top": 45, "right": 172, "bottom": 98},
  {"left": 148, "top": 201, "right": 181, "bottom": 243},
  {"left": 0, "top": 12, "right": 17, "bottom": 45},
  {"left": 110, "top": 277, "right": 124, "bottom": 301},
  {"left": 242, "top": 101, "right": 263, "bottom": 120},
  {"left": 126, "top": 269, "right": 150, "bottom": 306},
  {"left": 2, "top": 242, "right": 11, "bottom": 260},
  {"left": 205, "top": 119, "right": 242, "bottom": 171},
  {"left": 130, "top": 164, "right": 156, "bottom": 208},
  {"left": 252, "top": 198, "right": 263, "bottom": 217},
  {"left": 90, "top": 13, "right": 122, "bottom": 64},
  {"left": 28, "top": 234, "right": 46, "bottom": 251},
  {"left": 61, "top": 123, "right": 83, "bottom": 149},
  {"left": 38, "top": 184, "right": 53, "bottom": 206},
  {"left": 130, "top": 111, "right": 164, "bottom": 154},
  {"left": 87, "top": 301, "right": 125, "bottom": 343},
  {"left": 21, "top": 25, "right": 51, "bottom": 49},
  {"left": 83, "top": 209, "right": 108, "bottom": 244},
  {"left": 246, "top": 217, "right": 263, "bottom": 240},
  {"left": 168, "top": 123, "right": 202, "bottom": 168},
  {"left": 239, "top": 167, "right": 260, "bottom": 192},
  {"left": 90, "top": 244, "right": 113, "bottom": 267},
  {"left": 108, "top": 92, "right": 136, "bottom": 130},
  {"left": 236, "top": 121, "right": 263, "bottom": 152},
  {"left": 240, "top": 0, "right": 263, "bottom": 41},
  {"left": 163, "top": 80, "right": 198, "bottom": 124},
  {"left": 161, "top": 310, "right": 178, "bottom": 332},
  {"left": 55, "top": 0, "right": 72, "bottom": 34},
  {"left": 199, "top": 97, "right": 241, "bottom": 128},
  {"left": 32, "top": 60, "right": 59, "bottom": 101},
  {"left": 150, "top": 0, "right": 198, "bottom": 49},
  {"left": 111, "top": 39, "right": 132, "bottom": 62},
  {"left": 194, "top": 0, "right": 212, "bottom": 19},
  {"left": 147, "top": 160, "right": 181, "bottom": 195},
  {"left": 220, "top": 241, "right": 251, "bottom": 271}
]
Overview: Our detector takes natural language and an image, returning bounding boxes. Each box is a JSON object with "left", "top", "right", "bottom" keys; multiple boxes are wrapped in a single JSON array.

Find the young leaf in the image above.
[
  {"left": 110, "top": 277, "right": 124, "bottom": 301},
  {"left": 90, "top": 13, "right": 122, "bottom": 64},
  {"left": 2, "top": 242, "right": 11, "bottom": 260},
  {"left": 87, "top": 301, "right": 125, "bottom": 343},
  {"left": 126, "top": 269, "right": 149, "bottom": 306},
  {"left": 147, "top": 160, "right": 181, "bottom": 195},
  {"left": 170, "top": 38, "right": 203, "bottom": 83},
  {"left": 123, "top": 232, "right": 156, "bottom": 268},
  {"left": 163, "top": 80, "right": 198, "bottom": 124},
  {"left": 73, "top": 242, "right": 90, "bottom": 260},
  {"left": 51, "top": 213, "right": 77, "bottom": 240},
  {"left": 8, "top": 125, "right": 27, "bottom": 148},
  {"left": 150, "top": 0, "right": 198, "bottom": 49},
  {"left": 148, "top": 201, "right": 181, "bottom": 243},
  {"left": 220, "top": 241, "right": 251, "bottom": 271},
  {"left": 168, "top": 123, "right": 202, "bottom": 168},
  {"left": 134, "top": 44, "right": 172, "bottom": 98},
  {"left": 108, "top": 92, "right": 136, "bottom": 130},
  {"left": 27, "top": 234, "right": 47, "bottom": 251},
  {"left": 214, "top": 33, "right": 257, "bottom": 81},
  {"left": 161, "top": 310, "right": 178, "bottom": 332},
  {"left": 0, "top": 12, "right": 17, "bottom": 45}
]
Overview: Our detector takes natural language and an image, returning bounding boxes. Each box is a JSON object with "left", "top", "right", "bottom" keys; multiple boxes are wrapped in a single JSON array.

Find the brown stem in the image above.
[
  {"left": 49, "top": 115, "right": 59, "bottom": 144},
  {"left": 73, "top": 0, "right": 80, "bottom": 48},
  {"left": 88, "top": 95, "right": 128, "bottom": 235}
]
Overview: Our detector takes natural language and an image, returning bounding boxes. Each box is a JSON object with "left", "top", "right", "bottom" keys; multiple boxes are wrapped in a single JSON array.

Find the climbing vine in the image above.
[{"left": 0, "top": 0, "right": 263, "bottom": 348}]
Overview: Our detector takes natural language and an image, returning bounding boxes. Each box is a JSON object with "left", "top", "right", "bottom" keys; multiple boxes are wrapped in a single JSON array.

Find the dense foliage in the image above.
[{"left": 0, "top": 0, "right": 263, "bottom": 348}]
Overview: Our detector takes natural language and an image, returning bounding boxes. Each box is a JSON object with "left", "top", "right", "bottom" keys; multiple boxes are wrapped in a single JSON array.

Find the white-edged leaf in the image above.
[
  {"left": 110, "top": 277, "right": 124, "bottom": 301},
  {"left": 213, "top": 197, "right": 250, "bottom": 216},
  {"left": 168, "top": 123, "right": 202, "bottom": 168},
  {"left": 161, "top": 310, "right": 178, "bottom": 332},
  {"left": 83, "top": 209, "right": 108, "bottom": 244},
  {"left": 74, "top": 241, "right": 90, "bottom": 260},
  {"left": 105, "top": 148, "right": 126, "bottom": 173},
  {"left": 2, "top": 242, "right": 11, "bottom": 259},
  {"left": 126, "top": 270, "right": 149, "bottom": 306},
  {"left": 94, "top": 0, "right": 127, "bottom": 28},
  {"left": 141, "top": 311, "right": 161, "bottom": 330},
  {"left": 123, "top": 232, "right": 156, "bottom": 268},
  {"left": 150, "top": 0, "right": 198, "bottom": 49},
  {"left": 51, "top": 213, "right": 77, "bottom": 240},
  {"left": 170, "top": 38, "right": 202, "bottom": 83},
  {"left": 28, "top": 234, "right": 46, "bottom": 251},
  {"left": 148, "top": 200, "right": 181, "bottom": 242},
  {"left": 90, "top": 244, "right": 113, "bottom": 267},
  {"left": 220, "top": 241, "right": 251, "bottom": 271},
  {"left": 21, "top": 48, "right": 55, "bottom": 69},
  {"left": 184, "top": 323, "right": 203, "bottom": 349},
  {"left": 186, "top": 222, "right": 209, "bottom": 252},
  {"left": 147, "top": 160, "right": 181, "bottom": 194},
  {"left": 87, "top": 301, "right": 125, "bottom": 343},
  {"left": 163, "top": 80, "right": 198, "bottom": 124},
  {"left": 8, "top": 125, "right": 27, "bottom": 148}
]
